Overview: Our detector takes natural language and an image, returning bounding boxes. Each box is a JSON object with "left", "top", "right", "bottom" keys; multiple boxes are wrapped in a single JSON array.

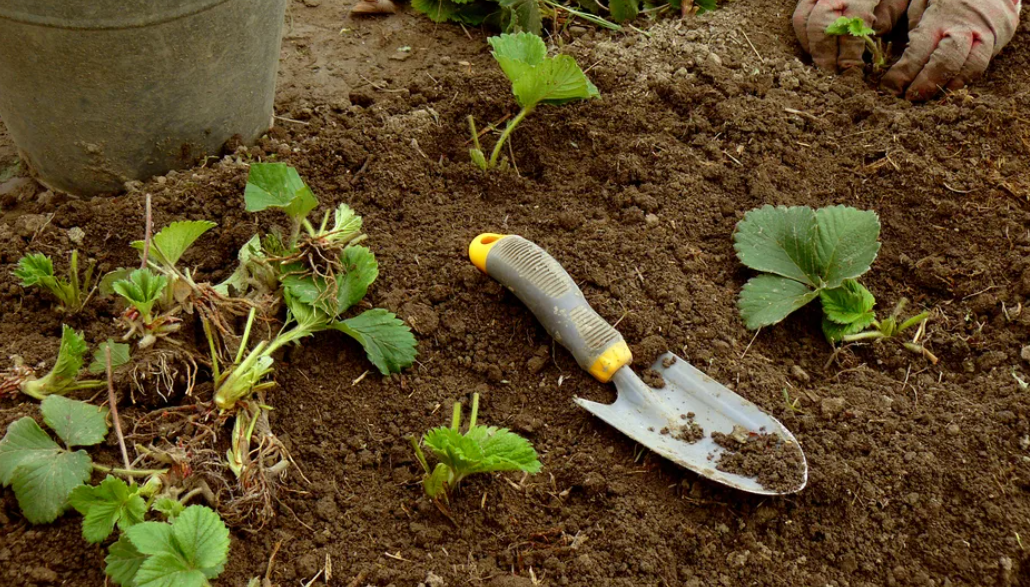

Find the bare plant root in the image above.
[
  {"left": 221, "top": 404, "right": 300, "bottom": 531},
  {"left": 0, "top": 356, "right": 34, "bottom": 397},
  {"left": 272, "top": 231, "right": 365, "bottom": 308},
  {"left": 127, "top": 345, "right": 199, "bottom": 403}
]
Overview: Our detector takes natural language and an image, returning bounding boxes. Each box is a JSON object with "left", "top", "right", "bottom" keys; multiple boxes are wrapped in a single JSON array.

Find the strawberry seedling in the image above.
[
  {"left": 825, "top": 16, "right": 887, "bottom": 71},
  {"left": 13, "top": 250, "right": 95, "bottom": 313},
  {"left": 410, "top": 393, "right": 541, "bottom": 500},
  {"left": 469, "top": 33, "right": 598, "bottom": 170},
  {"left": 734, "top": 204, "right": 881, "bottom": 338},
  {"left": 7, "top": 325, "right": 105, "bottom": 400}
]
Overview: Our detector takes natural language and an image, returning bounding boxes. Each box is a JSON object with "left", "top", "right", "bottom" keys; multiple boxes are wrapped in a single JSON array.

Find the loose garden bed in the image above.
[{"left": 1, "top": 0, "right": 1029, "bottom": 585}]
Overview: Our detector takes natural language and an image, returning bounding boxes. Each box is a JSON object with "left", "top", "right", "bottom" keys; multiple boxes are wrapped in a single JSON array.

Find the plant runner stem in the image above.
[
  {"left": 489, "top": 107, "right": 533, "bottom": 168},
  {"left": 105, "top": 345, "right": 132, "bottom": 471},
  {"left": 92, "top": 463, "right": 167, "bottom": 477}
]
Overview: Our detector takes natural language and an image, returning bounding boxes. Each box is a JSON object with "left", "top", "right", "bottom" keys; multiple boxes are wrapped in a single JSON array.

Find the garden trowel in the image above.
[{"left": 469, "top": 234, "right": 807, "bottom": 495}]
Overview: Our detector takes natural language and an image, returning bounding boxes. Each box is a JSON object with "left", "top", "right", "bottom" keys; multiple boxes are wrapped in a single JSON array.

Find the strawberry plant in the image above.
[
  {"left": 13, "top": 250, "right": 95, "bottom": 313},
  {"left": 468, "top": 33, "right": 598, "bottom": 170},
  {"left": 410, "top": 393, "right": 541, "bottom": 500},
  {"left": 6, "top": 325, "right": 106, "bottom": 399},
  {"left": 734, "top": 204, "right": 882, "bottom": 338},
  {"left": 825, "top": 16, "right": 887, "bottom": 71},
  {"left": 735, "top": 205, "right": 937, "bottom": 358},
  {"left": 211, "top": 163, "right": 416, "bottom": 411}
]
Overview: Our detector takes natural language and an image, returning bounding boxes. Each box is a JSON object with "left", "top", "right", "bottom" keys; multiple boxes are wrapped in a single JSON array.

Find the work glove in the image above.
[
  {"left": 882, "top": 0, "right": 1023, "bottom": 100},
  {"left": 793, "top": 0, "right": 910, "bottom": 70}
]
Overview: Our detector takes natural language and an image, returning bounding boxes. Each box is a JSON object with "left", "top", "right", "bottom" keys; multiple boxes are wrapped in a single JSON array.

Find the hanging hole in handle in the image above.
[{"left": 469, "top": 233, "right": 507, "bottom": 273}]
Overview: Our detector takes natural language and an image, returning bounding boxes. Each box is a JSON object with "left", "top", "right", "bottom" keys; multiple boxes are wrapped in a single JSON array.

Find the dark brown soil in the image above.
[
  {"left": 2, "top": 0, "right": 1030, "bottom": 586},
  {"left": 711, "top": 427, "right": 806, "bottom": 493}
]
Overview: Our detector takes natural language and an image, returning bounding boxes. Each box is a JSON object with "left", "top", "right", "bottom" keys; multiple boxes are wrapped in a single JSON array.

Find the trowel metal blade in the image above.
[{"left": 573, "top": 352, "right": 808, "bottom": 495}]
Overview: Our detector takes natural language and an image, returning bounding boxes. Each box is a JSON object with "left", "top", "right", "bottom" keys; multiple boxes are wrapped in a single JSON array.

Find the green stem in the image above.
[
  {"left": 69, "top": 250, "right": 81, "bottom": 308},
  {"left": 489, "top": 107, "right": 533, "bottom": 168},
  {"left": 236, "top": 308, "right": 257, "bottom": 365},
  {"left": 863, "top": 35, "right": 885, "bottom": 69},
  {"left": 202, "top": 318, "right": 220, "bottom": 385},
  {"left": 842, "top": 330, "right": 887, "bottom": 342},
  {"left": 897, "top": 312, "right": 930, "bottom": 334},
  {"left": 468, "top": 393, "right": 480, "bottom": 431},
  {"left": 92, "top": 464, "right": 168, "bottom": 477},
  {"left": 450, "top": 400, "right": 462, "bottom": 432},
  {"left": 468, "top": 116, "right": 481, "bottom": 151},
  {"left": 409, "top": 435, "right": 430, "bottom": 474}
]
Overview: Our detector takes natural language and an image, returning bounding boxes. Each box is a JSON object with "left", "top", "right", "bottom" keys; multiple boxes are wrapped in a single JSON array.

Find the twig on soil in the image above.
[
  {"left": 740, "top": 328, "right": 761, "bottom": 359},
  {"left": 741, "top": 30, "right": 763, "bottom": 62},
  {"left": 140, "top": 193, "right": 152, "bottom": 270},
  {"left": 265, "top": 539, "right": 282, "bottom": 580},
  {"left": 106, "top": 346, "right": 132, "bottom": 471},
  {"left": 274, "top": 114, "right": 310, "bottom": 126}
]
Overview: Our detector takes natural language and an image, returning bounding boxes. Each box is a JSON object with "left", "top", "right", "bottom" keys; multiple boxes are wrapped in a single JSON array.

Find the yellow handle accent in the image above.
[
  {"left": 587, "top": 340, "right": 632, "bottom": 383},
  {"left": 469, "top": 233, "right": 507, "bottom": 273}
]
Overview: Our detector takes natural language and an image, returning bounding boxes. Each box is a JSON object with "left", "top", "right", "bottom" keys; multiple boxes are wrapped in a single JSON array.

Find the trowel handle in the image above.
[{"left": 469, "top": 234, "right": 632, "bottom": 383}]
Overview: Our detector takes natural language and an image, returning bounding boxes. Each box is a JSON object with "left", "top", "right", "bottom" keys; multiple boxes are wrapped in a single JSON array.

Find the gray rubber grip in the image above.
[{"left": 485, "top": 236, "right": 625, "bottom": 373}]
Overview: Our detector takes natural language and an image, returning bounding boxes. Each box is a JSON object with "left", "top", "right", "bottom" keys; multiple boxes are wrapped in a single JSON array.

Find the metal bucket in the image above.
[{"left": 0, "top": 0, "right": 287, "bottom": 196}]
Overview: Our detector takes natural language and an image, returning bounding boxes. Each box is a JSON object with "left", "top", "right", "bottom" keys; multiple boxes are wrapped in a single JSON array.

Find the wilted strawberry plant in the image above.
[{"left": 468, "top": 33, "right": 598, "bottom": 170}]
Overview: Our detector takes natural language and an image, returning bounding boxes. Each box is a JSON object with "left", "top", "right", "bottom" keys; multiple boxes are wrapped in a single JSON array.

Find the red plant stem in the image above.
[
  {"left": 140, "top": 193, "right": 153, "bottom": 269},
  {"left": 105, "top": 346, "right": 132, "bottom": 471}
]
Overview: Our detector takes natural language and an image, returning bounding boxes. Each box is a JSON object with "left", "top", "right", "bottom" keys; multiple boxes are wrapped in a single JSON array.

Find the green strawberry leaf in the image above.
[
  {"left": 812, "top": 205, "right": 881, "bottom": 289},
  {"left": 331, "top": 309, "right": 417, "bottom": 375},
  {"left": 425, "top": 463, "right": 451, "bottom": 498},
  {"left": 106, "top": 534, "right": 146, "bottom": 586},
  {"left": 733, "top": 205, "right": 821, "bottom": 287},
  {"left": 609, "top": 0, "right": 639, "bottom": 23},
  {"left": 819, "top": 280, "right": 876, "bottom": 325},
  {"left": 821, "top": 313, "right": 877, "bottom": 343},
  {"left": 69, "top": 476, "right": 147, "bottom": 543},
  {"left": 475, "top": 427, "right": 542, "bottom": 474},
  {"left": 89, "top": 340, "right": 132, "bottom": 375},
  {"left": 738, "top": 274, "right": 819, "bottom": 330},
  {"left": 132, "top": 221, "right": 218, "bottom": 269},
  {"left": 498, "top": 0, "right": 542, "bottom": 34},
  {"left": 412, "top": 0, "right": 493, "bottom": 24},
  {"left": 512, "top": 55, "right": 600, "bottom": 108},
  {"left": 0, "top": 417, "right": 93, "bottom": 523},
  {"left": 335, "top": 246, "right": 379, "bottom": 314},
  {"left": 151, "top": 497, "right": 186, "bottom": 522},
  {"left": 99, "top": 268, "right": 134, "bottom": 296},
  {"left": 244, "top": 163, "right": 318, "bottom": 222},
  {"left": 13, "top": 253, "right": 55, "bottom": 286},
  {"left": 41, "top": 395, "right": 109, "bottom": 447},
  {"left": 826, "top": 16, "right": 874, "bottom": 37},
  {"left": 331, "top": 204, "right": 363, "bottom": 238},
  {"left": 125, "top": 506, "right": 229, "bottom": 587},
  {"left": 112, "top": 269, "right": 168, "bottom": 321}
]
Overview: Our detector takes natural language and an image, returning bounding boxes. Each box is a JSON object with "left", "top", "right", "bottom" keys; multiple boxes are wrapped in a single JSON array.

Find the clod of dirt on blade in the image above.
[{"left": 469, "top": 234, "right": 808, "bottom": 495}]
